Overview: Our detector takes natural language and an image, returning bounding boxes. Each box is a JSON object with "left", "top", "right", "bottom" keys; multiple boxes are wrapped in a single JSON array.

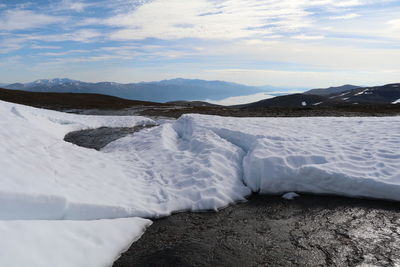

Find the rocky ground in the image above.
[
  {"left": 68, "top": 104, "right": 400, "bottom": 119},
  {"left": 114, "top": 194, "right": 400, "bottom": 267}
]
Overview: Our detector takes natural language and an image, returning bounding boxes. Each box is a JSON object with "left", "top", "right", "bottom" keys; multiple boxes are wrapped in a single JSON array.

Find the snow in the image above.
[
  {"left": 313, "top": 102, "right": 323, "bottom": 106},
  {"left": 338, "top": 92, "right": 350, "bottom": 97},
  {"left": 282, "top": 192, "right": 300, "bottom": 200},
  {"left": 0, "top": 101, "right": 155, "bottom": 267},
  {"left": 0, "top": 101, "right": 157, "bottom": 220},
  {"left": 392, "top": 98, "right": 400, "bottom": 104},
  {"left": 0, "top": 218, "right": 151, "bottom": 267},
  {"left": 1, "top": 100, "right": 400, "bottom": 266},
  {"left": 301, "top": 101, "right": 307, "bottom": 106},
  {"left": 355, "top": 89, "right": 369, "bottom": 96},
  {"left": 179, "top": 114, "right": 400, "bottom": 200}
]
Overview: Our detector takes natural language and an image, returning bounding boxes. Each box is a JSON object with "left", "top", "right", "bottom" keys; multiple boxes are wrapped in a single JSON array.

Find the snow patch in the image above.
[{"left": 282, "top": 192, "right": 300, "bottom": 200}]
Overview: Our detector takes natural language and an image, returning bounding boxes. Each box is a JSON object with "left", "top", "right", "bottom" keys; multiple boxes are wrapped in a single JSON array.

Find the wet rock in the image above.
[
  {"left": 64, "top": 125, "right": 155, "bottom": 150},
  {"left": 114, "top": 195, "right": 400, "bottom": 267}
]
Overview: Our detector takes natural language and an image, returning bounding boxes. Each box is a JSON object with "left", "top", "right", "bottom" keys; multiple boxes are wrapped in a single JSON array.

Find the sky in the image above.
[{"left": 0, "top": 0, "right": 400, "bottom": 88}]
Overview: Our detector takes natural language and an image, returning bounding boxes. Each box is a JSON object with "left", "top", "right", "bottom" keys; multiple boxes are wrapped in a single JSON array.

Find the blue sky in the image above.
[{"left": 0, "top": 0, "right": 400, "bottom": 87}]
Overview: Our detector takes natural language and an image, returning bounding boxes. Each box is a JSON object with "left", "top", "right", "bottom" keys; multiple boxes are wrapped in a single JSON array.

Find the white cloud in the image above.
[
  {"left": 292, "top": 34, "right": 325, "bottom": 40},
  {"left": 0, "top": 9, "right": 66, "bottom": 31},
  {"left": 57, "top": 0, "right": 91, "bottom": 12},
  {"left": 329, "top": 13, "right": 360, "bottom": 20},
  {"left": 106, "top": 0, "right": 314, "bottom": 40},
  {"left": 103, "top": 0, "right": 391, "bottom": 41},
  {"left": 387, "top": 19, "right": 400, "bottom": 30},
  {"left": 207, "top": 92, "right": 275, "bottom": 106},
  {"left": 31, "top": 45, "right": 62, "bottom": 49}
]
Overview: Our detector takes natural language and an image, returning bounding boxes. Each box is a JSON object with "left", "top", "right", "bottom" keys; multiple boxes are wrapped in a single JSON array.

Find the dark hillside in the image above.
[{"left": 0, "top": 88, "right": 167, "bottom": 110}]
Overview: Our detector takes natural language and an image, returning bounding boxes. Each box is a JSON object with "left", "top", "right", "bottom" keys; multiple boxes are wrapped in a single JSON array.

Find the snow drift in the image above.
[{"left": 0, "top": 100, "right": 399, "bottom": 266}]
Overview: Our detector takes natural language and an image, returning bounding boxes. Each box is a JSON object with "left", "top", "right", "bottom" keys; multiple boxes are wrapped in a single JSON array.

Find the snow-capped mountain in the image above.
[
  {"left": 27, "top": 78, "right": 81, "bottom": 86},
  {"left": 4, "top": 78, "right": 268, "bottom": 103}
]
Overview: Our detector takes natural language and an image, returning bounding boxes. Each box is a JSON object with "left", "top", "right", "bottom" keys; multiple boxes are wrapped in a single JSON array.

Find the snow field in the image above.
[{"left": 0, "top": 100, "right": 400, "bottom": 266}]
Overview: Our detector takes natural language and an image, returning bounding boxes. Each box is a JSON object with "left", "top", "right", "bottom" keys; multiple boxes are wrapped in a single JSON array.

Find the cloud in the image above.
[
  {"left": 103, "top": 0, "right": 392, "bottom": 41},
  {"left": 0, "top": 9, "right": 66, "bottom": 31},
  {"left": 57, "top": 0, "right": 91, "bottom": 12},
  {"left": 387, "top": 19, "right": 400, "bottom": 30},
  {"left": 329, "top": 13, "right": 361, "bottom": 20},
  {"left": 1, "top": 0, "right": 399, "bottom": 87},
  {"left": 292, "top": 34, "right": 325, "bottom": 40},
  {"left": 31, "top": 45, "right": 62, "bottom": 49},
  {"left": 207, "top": 92, "right": 275, "bottom": 106},
  {"left": 106, "top": 0, "right": 314, "bottom": 40}
]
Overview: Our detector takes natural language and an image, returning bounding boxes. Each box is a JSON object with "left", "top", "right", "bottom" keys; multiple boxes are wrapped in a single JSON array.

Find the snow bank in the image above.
[
  {"left": 0, "top": 101, "right": 156, "bottom": 267},
  {"left": 0, "top": 101, "right": 159, "bottom": 220},
  {"left": 181, "top": 114, "right": 400, "bottom": 201},
  {"left": 0, "top": 218, "right": 151, "bottom": 267}
]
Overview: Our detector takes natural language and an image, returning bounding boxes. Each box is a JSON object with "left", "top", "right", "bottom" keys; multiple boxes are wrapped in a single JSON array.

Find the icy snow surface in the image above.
[
  {"left": 0, "top": 218, "right": 151, "bottom": 267},
  {"left": 1, "top": 100, "right": 400, "bottom": 266}
]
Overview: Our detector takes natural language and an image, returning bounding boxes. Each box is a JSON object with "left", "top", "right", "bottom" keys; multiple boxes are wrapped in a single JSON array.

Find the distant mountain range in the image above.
[
  {"left": 3, "top": 78, "right": 277, "bottom": 103},
  {"left": 3, "top": 78, "right": 399, "bottom": 107},
  {"left": 239, "top": 83, "right": 400, "bottom": 108}
]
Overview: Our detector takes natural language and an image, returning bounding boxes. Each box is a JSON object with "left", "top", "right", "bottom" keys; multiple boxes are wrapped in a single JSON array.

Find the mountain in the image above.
[
  {"left": 238, "top": 83, "right": 400, "bottom": 108},
  {"left": 4, "top": 78, "right": 265, "bottom": 103},
  {"left": 304, "top": 84, "right": 361, "bottom": 96},
  {"left": 324, "top": 83, "right": 400, "bottom": 105}
]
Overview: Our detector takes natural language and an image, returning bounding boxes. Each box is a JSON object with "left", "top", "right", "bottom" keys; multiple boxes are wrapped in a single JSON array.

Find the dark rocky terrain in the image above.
[
  {"left": 304, "top": 84, "right": 361, "bottom": 96},
  {"left": 238, "top": 83, "right": 400, "bottom": 108},
  {"left": 0, "top": 87, "right": 166, "bottom": 110},
  {"left": 64, "top": 125, "right": 155, "bottom": 150},
  {"left": 114, "top": 194, "right": 400, "bottom": 267}
]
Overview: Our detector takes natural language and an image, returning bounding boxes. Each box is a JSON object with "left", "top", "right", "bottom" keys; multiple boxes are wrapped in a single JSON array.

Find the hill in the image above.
[
  {"left": 0, "top": 87, "right": 166, "bottom": 110},
  {"left": 239, "top": 83, "right": 400, "bottom": 108},
  {"left": 304, "top": 84, "right": 361, "bottom": 96}
]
